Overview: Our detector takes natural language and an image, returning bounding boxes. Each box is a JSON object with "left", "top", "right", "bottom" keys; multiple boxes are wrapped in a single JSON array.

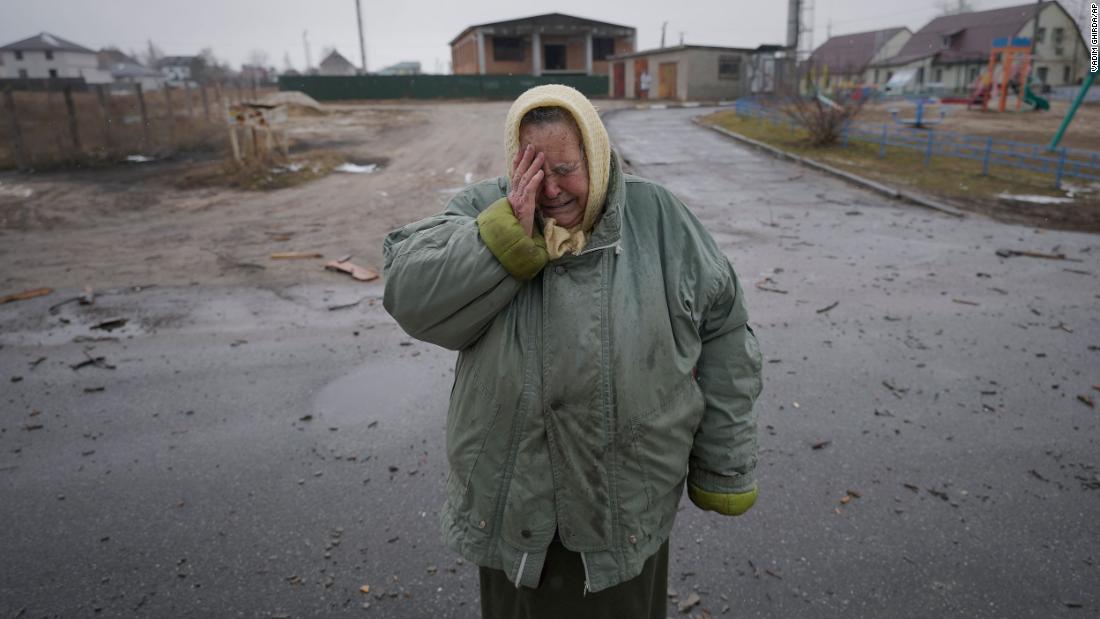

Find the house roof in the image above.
[
  {"left": 609, "top": 44, "right": 755, "bottom": 61},
  {"left": 320, "top": 50, "right": 355, "bottom": 69},
  {"left": 158, "top": 56, "right": 198, "bottom": 68},
  {"left": 880, "top": 1, "right": 1057, "bottom": 66},
  {"left": 98, "top": 48, "right": 140, "bottom": 70},
  {"left": 810, "top": 27, "right": 908, "bottom": 74},
  {"left": 0, "top": 32, "right": 95, "bottom": 54},
  {"left": 450, "top": 12, "right": 635, "bottom": 46}
]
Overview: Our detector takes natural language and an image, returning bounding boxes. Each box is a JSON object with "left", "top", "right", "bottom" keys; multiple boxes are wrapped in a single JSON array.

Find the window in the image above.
[
  {"left": 968, "top": 66, "right": 979, "bottom": 82},
  {"left": 593, "top": 37, "right": 615, "bottom": 61},
  {"left": 45, "top": 50, "right": 53, "bottom": 60},
  {"left": 48, "top": 69, "right": 58, "bottom": 78},
  {"left": 934, "top": 68, "right": 943, "bottom": 82},
  {"left": 1035, "top": 27, "right": 1045, "bottom": 43},
  {"left": 886, "top": 70, "right": 893, "bottom": 82},
  {"left": 916, "top": 66, "right": 925, "bottom": 84},
  {"left": 1053, "top": 27, "right": 1064, "bottom": 44},
  {"left": 492, "top": 37, "right": 524, "bottom": 62},
  {"left": 1037, "top": 66, "right": 1048, "bottom": 83},
  {"left": 1063, "top": 65, "right": 1071, "bottom": 83},
  {"left": 14, "top": 50, "right": 23, "bottom": 60},
  {"left": 18, "top": 69, "right": 28, "bottom": 78},
  {"left": 718, "top": 55, "right": 740, "bottom": 80},
  {"left": 874, "top": 69, "right": 879, "bottom": 83}
]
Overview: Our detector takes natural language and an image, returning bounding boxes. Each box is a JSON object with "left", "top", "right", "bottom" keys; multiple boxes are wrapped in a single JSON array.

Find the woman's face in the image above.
[{"left": 519, "top": 120, "right": 589, "bottom": 230}]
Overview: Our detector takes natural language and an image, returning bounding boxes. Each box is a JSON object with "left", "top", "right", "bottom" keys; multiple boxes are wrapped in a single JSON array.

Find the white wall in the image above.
[
  {"left": 0, "top": 49, "right": 112, "bottom": 83},
  {"left": 1018, "top": 3, "right": 1090, "bottom": 85}
]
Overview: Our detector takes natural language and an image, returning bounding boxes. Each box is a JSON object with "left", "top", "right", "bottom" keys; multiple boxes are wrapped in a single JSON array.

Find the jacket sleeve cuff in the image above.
[
  {"left": 688, "top": 483, "right": 758, "bottom": 516},
  {"left": 476, "top": 198, "right": 548, "bottom": 281}
]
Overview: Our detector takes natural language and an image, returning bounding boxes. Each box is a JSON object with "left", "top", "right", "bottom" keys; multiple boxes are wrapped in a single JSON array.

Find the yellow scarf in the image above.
[{"left": 504, "top": 85, "right": 611, "bottom": 260}]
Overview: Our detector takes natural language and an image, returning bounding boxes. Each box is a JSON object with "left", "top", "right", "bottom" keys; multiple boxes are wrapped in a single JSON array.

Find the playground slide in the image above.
[{"left": 1023, "top": 84, "right": 1050, "bottom": 111}]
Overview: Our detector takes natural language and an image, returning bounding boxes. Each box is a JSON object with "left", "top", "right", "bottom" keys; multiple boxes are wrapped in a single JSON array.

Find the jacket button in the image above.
[
  {"left": 628, "top": 534, "right": 637, "bottom": 545},
  {"left": 553, "top": 265, "right": 567, "bottom": 275},
  {"left": 521, "top": 529, "right": 532, "bottom": 539},
  {"left": 478, "top": 520, "right": 487, "bottom": 529}
]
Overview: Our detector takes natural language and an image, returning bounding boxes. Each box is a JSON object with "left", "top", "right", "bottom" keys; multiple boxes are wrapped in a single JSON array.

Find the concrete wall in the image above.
[
  {"left": 0, "top": 49, "right": 111, "bottom": 83},
  {"left": 614, "top": 48, "right": 750, "bottom": 101}
]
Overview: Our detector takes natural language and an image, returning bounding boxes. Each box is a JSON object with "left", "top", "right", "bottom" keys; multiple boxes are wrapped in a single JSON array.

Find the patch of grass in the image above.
[
  {"left": 703, "top": 110, "right": 1071, "bottom": 198},
  {"left": 175, "top": 151, "right": 348, "bottom": 191},
  {"left": 700, "top": 110, "right": 1100, "bottom": 232}
]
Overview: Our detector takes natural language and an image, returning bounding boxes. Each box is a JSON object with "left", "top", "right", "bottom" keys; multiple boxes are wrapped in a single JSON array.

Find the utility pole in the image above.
[
  {"left": 303, "top": 30, "right": 312, "bottom": 72},
  {"left": 355, "top": 0, "right": 368, "bottom": 74},
  {"left": 660, "top": 22, "right": 668, "bottom": 48},
  {"left": 1030, "top": 0, "right": 1042, "bottom": 57}
]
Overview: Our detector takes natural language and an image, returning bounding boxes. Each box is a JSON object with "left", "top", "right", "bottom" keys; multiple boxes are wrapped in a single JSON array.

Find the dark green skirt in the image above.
[{"left": 479, "top": 534, "right": 669, "bottom": 619}]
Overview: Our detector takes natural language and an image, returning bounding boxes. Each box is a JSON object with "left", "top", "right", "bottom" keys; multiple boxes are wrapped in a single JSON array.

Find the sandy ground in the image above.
[
  {"left": 859, "top": 99, "right": 1100, "bottom": 151},
  {"left": 0, "top": 101, "right": 517, "bottom": 293}
]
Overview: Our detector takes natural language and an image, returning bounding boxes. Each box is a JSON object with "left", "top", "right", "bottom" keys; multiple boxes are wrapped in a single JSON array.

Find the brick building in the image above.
[{"left": 450, "top": 12, "right": 635, "bottom": 76}]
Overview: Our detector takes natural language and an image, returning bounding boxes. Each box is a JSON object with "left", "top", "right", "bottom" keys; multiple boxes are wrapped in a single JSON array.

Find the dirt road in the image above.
[{"left": 0, "top": 101, "right": 513, "bottom": 292}]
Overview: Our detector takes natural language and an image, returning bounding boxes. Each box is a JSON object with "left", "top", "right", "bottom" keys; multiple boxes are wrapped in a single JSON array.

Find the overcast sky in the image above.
[{"left": 2, "top": 0, "right": 1092, "bottom": 73}]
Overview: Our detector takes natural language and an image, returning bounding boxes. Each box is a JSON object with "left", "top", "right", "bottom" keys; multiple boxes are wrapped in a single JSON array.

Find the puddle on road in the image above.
[{"left": 312, "top": 352, "right": 453, "bottom": 430}]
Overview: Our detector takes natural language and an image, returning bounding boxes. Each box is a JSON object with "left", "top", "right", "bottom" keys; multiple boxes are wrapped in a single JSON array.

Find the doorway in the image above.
[
  {"left": 544, "top": 45, "right": 566, "bottom": 70},
  {"left": 659, "top": 62, "right": 677, "bottom": 99}
]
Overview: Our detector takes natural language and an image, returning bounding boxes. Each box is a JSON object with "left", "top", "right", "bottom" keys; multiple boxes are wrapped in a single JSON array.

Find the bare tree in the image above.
[
  {"left": 247, "top": 50, "right": 270, "bottom": 68},
  {"left": 778, "top": 61, "right": 870, "bottom": 147},
  {"left": 937, "top": 0, "right": 974, "bottom": 16},
  {"left": 142, "top": 39, "right": 164, "bottom": 68}
]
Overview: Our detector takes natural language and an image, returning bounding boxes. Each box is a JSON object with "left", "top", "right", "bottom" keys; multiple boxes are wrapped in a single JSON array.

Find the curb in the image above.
[{"left": 694, "top": 119, "right": 967, "bottom": 219}]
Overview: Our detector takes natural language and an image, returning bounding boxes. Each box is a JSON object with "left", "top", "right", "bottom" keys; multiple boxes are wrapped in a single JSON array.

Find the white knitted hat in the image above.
[{"left": 504, "top": 84, "right": 611, "bottom": 237}]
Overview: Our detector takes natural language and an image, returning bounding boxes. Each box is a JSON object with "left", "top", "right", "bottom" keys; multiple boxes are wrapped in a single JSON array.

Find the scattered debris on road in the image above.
[
  {"left": 995, "top": 249, "right": 1067, "bottom": 260},
  {"left": 816, "top": 301, "right": 839, "bottom": 314},
  {"left": 90, "top": 318, "right": 127, "bottom": 332},
  {"left": 1, "top": 287, "right": 53, "bottom": 304},
  {"left": 324, "top": 258, "right": 379, "bottom": 282},
  {"left": 270, "top": 251, "right": 323, "bottom": 260}
]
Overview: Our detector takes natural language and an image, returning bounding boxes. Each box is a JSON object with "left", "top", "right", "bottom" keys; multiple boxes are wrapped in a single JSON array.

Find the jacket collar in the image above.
[{"left": 579, "top": 149, "right": 625, "bottom": 253}]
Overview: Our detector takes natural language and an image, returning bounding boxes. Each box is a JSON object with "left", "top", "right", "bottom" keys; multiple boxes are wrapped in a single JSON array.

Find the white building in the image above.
[
  {"left": 0, "top": 32, "right": 113, "bottom": 83},
  {"left": 157, "top": 56, "right": 200, "bottom": 85},
  {"left": 319, "top": 50, "right": 358, "bottom": 76}
]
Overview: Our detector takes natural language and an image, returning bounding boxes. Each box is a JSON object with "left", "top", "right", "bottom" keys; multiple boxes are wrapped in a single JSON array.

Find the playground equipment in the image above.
[
  {"left": 1049, "top": 70, "right": 1097, "bottom": 150},
  {"left": 889, "top": 98, "right": 947, "bottom": 128},
  {"left": 973, "top": 37, "right": 1050, "bottom": 112},
  {"left": 966, "top": 37, "right": 1051, "bottom": 111}
]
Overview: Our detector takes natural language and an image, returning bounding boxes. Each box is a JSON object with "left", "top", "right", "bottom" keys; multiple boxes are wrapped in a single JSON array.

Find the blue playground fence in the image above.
[{"left": 733, "top": 100, "right": 1100, "bottom": 188}]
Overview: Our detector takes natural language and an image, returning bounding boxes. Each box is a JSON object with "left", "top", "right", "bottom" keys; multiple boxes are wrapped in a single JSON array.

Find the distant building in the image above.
[
  {"left": 158, "top": 56, "right": 202, "bottom": 84},
  {"left": 377, "top": 61, "right": 421, "bottom": 75},
  {"left": 747, "top": 44, "right": 794, "bottom": 94},
  {"left": 98, "top": 48, "right": 163, "bottom": 91},
  {"left": 869, "top": 0, "right": 1088, "bottom": 93},
  {"left": 450, "top": 12, "right": 635, "bottom": 76},
  {"left": 0, "top": 32, "right": 113, "bottom": 83},
  {"left": 808, "top": 27, "right": 911, "bottom": 89},
  {"left": 319, "top": 50, "right": 358, "bottom": 76},
  {"left": 609, "top": 45, "right": 754, "bottom": 101}
]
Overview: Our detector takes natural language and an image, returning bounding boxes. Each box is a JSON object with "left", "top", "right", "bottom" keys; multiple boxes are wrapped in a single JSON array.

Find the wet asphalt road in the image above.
[{"left": 2, "top": 107, "right": 1098, "bottom": 618}]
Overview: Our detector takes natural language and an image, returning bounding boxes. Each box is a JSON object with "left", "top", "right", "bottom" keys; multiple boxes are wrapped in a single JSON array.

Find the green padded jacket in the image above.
[{"left": 382, "top": 151, "right": 762, "bottom": 593}]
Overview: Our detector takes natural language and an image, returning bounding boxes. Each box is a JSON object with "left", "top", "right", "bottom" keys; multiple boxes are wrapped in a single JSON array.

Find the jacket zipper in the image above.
[
  {"left": 577, "top": 240, "right": 622, "bottom": 257},
  {"left": 580, "top": 551, "right": 592, "bottom": 596},
  {"left": 515, "top": 552, "right": 529, "bottom": 589}
]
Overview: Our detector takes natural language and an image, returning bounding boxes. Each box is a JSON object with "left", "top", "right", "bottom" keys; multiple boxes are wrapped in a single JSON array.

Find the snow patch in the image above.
[
  {"left": 464, "top": 172, "right": 473, "bottom": 184},
  {"left": 0, "top": 182, "right": 33, "bottom": 199},
  {"left": 126, "top": 155, "right": 155, "bottom": 163},
  {"left": 995, "top": 193, "right": 1075, "bottom": 205},
  {"left": 335, "top": 163, "right": 378, "bottom": 174}
]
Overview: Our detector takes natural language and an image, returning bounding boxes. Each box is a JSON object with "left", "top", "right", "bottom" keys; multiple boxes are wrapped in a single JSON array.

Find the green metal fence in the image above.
[{"left": 277, "top": 74, "right": 609, "bottom": 101}]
